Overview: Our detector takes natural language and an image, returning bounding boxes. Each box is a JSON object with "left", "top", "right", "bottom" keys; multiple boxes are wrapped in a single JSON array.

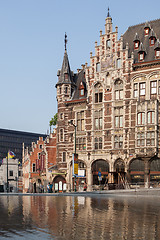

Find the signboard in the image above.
[
  {"left": 74, "top": 163, "right": 78, "bottom": 175},
  {"left": 78, "top": 169, "right": 85, "bottom": 177},
  {"left": 74, "top": 153, "right": 78, "bottom": 175}
]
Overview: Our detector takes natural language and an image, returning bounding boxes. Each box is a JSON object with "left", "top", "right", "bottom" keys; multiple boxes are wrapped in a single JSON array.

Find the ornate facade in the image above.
[{"left": 56, "top": 11, "right": 160, "bottom": 190}]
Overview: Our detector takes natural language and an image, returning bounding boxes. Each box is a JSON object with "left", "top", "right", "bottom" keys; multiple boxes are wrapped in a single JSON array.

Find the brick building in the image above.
[
  {"left": 56, "top": 10, "right": 160, "bottom": 190},
  {"left": 23, "top": 132, "right": 57, "bottom": 193}
]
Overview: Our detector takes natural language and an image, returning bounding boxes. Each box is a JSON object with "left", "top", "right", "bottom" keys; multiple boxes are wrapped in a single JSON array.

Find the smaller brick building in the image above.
[{"left": 23, "top": 132, "right": 57, "bottom": 193}]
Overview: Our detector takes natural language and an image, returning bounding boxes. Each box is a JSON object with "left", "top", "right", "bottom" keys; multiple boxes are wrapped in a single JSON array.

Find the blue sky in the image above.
[{"left": 0, "top": 0, "right": 160, "bottom": 134}]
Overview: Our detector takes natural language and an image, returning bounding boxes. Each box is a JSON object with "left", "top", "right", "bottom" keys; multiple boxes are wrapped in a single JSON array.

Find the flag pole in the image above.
[{"left": 7, "top": 151, "right": 9, "bottom": 193}]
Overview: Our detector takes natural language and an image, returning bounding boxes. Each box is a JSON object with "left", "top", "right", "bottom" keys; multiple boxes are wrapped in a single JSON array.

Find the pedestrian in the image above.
[
  {"left": 47, "top": 182, "right": 50, "bottom": 193},
  {"left": 83, "top": 182, "right": 87, "bottom": 191},
  {"left": 49, "top": 183, "right": 53, "bottom": 193}
]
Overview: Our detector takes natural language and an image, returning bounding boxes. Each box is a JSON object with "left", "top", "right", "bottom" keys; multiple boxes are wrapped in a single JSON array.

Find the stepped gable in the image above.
[
  {"left": 71, "top": 69, "right": 87, "bottom": 100},
  {"left": 123, "top": 19, "right": 160, "bottom": 63}
]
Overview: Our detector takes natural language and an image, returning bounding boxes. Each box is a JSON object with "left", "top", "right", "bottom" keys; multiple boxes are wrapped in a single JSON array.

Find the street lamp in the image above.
[{"left": 69, "top": 120, "right": 77, "bottom": 192}]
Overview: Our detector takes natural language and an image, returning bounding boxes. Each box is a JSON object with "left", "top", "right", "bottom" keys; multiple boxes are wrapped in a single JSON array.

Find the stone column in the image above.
[
  {"left": 144, "top": 159, "right": 150, "bottom": 188},
  {"left": 87, "top": 167, "right": 92, "bottom": 191}
]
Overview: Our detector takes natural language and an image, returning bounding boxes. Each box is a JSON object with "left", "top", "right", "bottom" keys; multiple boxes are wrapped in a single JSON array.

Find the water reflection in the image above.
[{"left": 0, "top": 195, "right": 159, "bottom": 239}]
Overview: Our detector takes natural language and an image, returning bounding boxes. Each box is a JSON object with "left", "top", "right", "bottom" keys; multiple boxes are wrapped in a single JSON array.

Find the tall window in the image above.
[
  {"left": 139, "top": 83, "right": 145, "bottom": 96},
  {"left": 137, "top": 133, "right": 145, "bottom": 146},
  {"left": 95, "top": 83, "right": 103, "bottom": 103},
  {"left": 134, "top": 83, "right": 138, "bottom": 97},
  {"left": 77, "top": 111, "right": 85, "bottom": 131},
  {"left": 95, "top": 110, "right": 103, "bottom": 130},
  {"left": 147, "top": 111, "right": 155, "bottom": 124},
  {"left": 117, "top": 59, "right": 121, "bottom": 69},
  {"left": 96, "top": 63, "right": 100, "bottom": 72},
  {"left": 95, "top": 92, "right": 103, "bottom": 103},
  {"left": 9, "top": 170, "right": 13, "bottom": 177},
  {"left": 115, "top": 107, "right": 123, "bottom": 128},
  {"left": 151, "top": 81, "right": 157, "bottom": 94},
  {"left": 33, "top": 163, "right": 36, "bottom": 172},
  {"left": 146, "top": 132, "right": 155, "bottom": 146},
  {"left": 115, "top": 79, "right": 123, "bottom": 100},
  {"left": 60, "top": 129, "right": 64, "bottom": 141},
  {"left": 62, "top": 152, "right": 66, "bottom": 162},
  {"left": 106, "top": 40, "right": 110, "bottom": 48},
  {"left": 114, "top": 136, "right": 123, "bottom": 149},
  {"left": 95, "top": 137, "right": 102, "bottom": 150},
  {"left": 76, "top": 138, "right": 86, "bottom": 150},
  {"left": 137, "top": 112, "right": 145, "bottom": 125}
]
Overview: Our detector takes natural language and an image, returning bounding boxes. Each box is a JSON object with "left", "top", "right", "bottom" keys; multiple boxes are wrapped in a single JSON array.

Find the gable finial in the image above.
[{"left": 64, "top": 32, "right": 67, "bottom": 51}]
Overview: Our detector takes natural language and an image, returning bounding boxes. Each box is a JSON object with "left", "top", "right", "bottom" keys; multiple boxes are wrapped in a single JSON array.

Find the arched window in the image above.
[
  {"left": 114, "top": 79, "right": 123, "bottom": 100},
  {"left": 137, "top": 112, "right": 145, "bottom": 125},
  {"left": 94, "top": 83, "right": 103, "bottom": 103}
]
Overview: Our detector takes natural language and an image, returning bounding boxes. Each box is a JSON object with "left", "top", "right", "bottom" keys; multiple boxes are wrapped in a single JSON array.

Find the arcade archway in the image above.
[
  {"left": 149, "top": 158, "right": 160, "bottom": 184},
  {"left": 53, "top": 176, "right": 66, "bottom": 192},
  {"left": 114, "top": 158, "right": 125, "bottom": 187},
  {"left": 91, "top": 160, "right": 109, "bottom": 185},
  {"left": 129, "top": 159, "right": 144, "bottom": 183}
]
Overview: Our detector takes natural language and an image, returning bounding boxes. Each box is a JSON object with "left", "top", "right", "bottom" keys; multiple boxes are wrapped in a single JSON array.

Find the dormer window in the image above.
[
  {"left": 145, "top": 28, "right": 149, "bottom": 36},
  {"left": 139, "top": 53, "right": 144, "bottom": 61},
  {"left": 79, "top": 81, "right": 85, "bottom": 97},
  {"left": 134, "top": 41, "right": 139, "bottom": 49},
  {"left": 155, "top": 50, "right": 160, "bottom": 58},
  {"left": 133, "top": 33, "right": 140, "bottom": 50},
  {"left": 150, "top": 38, "right": 155, "bottom": 46},
  {"left": 80, "top": 89, "right": 84, "bottom": 96}
]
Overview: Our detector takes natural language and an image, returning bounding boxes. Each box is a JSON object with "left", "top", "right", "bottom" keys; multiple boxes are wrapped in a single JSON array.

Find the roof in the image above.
[
  {"left": 71, "top": 69, "right": 87, "bottom": 100},
  {"left": 56, "top": 50, "right": 74, "bottom": 86},
  {"left": 123, "top": 19, "right": 160, "bottom": 63}
]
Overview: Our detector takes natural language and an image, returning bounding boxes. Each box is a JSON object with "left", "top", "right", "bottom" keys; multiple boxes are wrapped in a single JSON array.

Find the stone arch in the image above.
[
  {"left": 128, "top": 158, "right": 145, "bottom": 183},
  {"left": 69, "top": 158, "right": 88, "bottom": 191},
  {"left": 113, "top": 158, "right": 126, "bottom": 187},
  {"left": 148, "top": 71, "right": 160, "bottom": 80},
  {"left": 132, "top": 73, "right": 147, "bottom": 81},
  {"left": 114, "top": 158, "right": 125, "bottom": 172},
  {"left": 149, "top": 157, "right": 160, "bottom": 183},
  {"left": 53, "top": 175, "right": 66, "bottom": 192},
  {"left": 91, "top": 159, "right": 109, "bottom": 185}
]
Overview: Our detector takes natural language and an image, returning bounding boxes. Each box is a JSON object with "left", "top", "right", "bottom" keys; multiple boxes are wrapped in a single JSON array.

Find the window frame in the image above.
[
  {"left": 114, "top": 135, "right": 123, "bottom": 149},
  {"left": 32, "top": 163, "right": 36, "bottom": 173},
  {"left": 94, "top": 110, "right": 103, "bottom": 130},
  {"left": 60, "top": 129, "right": 64, "bottom": 142},
  {"left": 94, "top": 137, "right": 102, "bottom": 150},
  {"left": 147, "top": 111, "right": 155, "bottom": 124},
  {"left": 139, "top": 82, "right": 146, "bottom": 96},
  {"left": 77, "top": 111, "right": 85, "bottom": 131},
  {"left": 137, "top": 132, "right": 145, "bottom": 147},
  {"left": 150, "top": 81, "right": 157, "bottom": 95},
  {"left": 137, "top": 112, "right": 145, "bottom": 125}
]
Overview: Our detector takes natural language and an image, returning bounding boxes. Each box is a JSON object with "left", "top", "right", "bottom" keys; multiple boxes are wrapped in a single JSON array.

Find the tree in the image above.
[{"left": 49, "top": 113, "right": 57, "bottom": 127}]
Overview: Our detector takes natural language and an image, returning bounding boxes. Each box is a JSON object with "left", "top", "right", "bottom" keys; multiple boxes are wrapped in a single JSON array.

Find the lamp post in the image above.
[
  {"left": 6, "top": 155, "right": 9, "bottom": 193},
  {"left": 69, "top": 120, "right": 77, "bottom": 192}
]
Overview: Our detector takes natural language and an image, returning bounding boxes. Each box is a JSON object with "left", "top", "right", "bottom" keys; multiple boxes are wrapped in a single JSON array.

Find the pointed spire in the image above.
[
  {"left": 56, "top": 35, "right": 73, "bottom": 86},
  {"left": 64, "top": 32, "right": 67, "bottom": 51},
  {"left": 107, "top": 7, "right": 110, "bottom": 18}
]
